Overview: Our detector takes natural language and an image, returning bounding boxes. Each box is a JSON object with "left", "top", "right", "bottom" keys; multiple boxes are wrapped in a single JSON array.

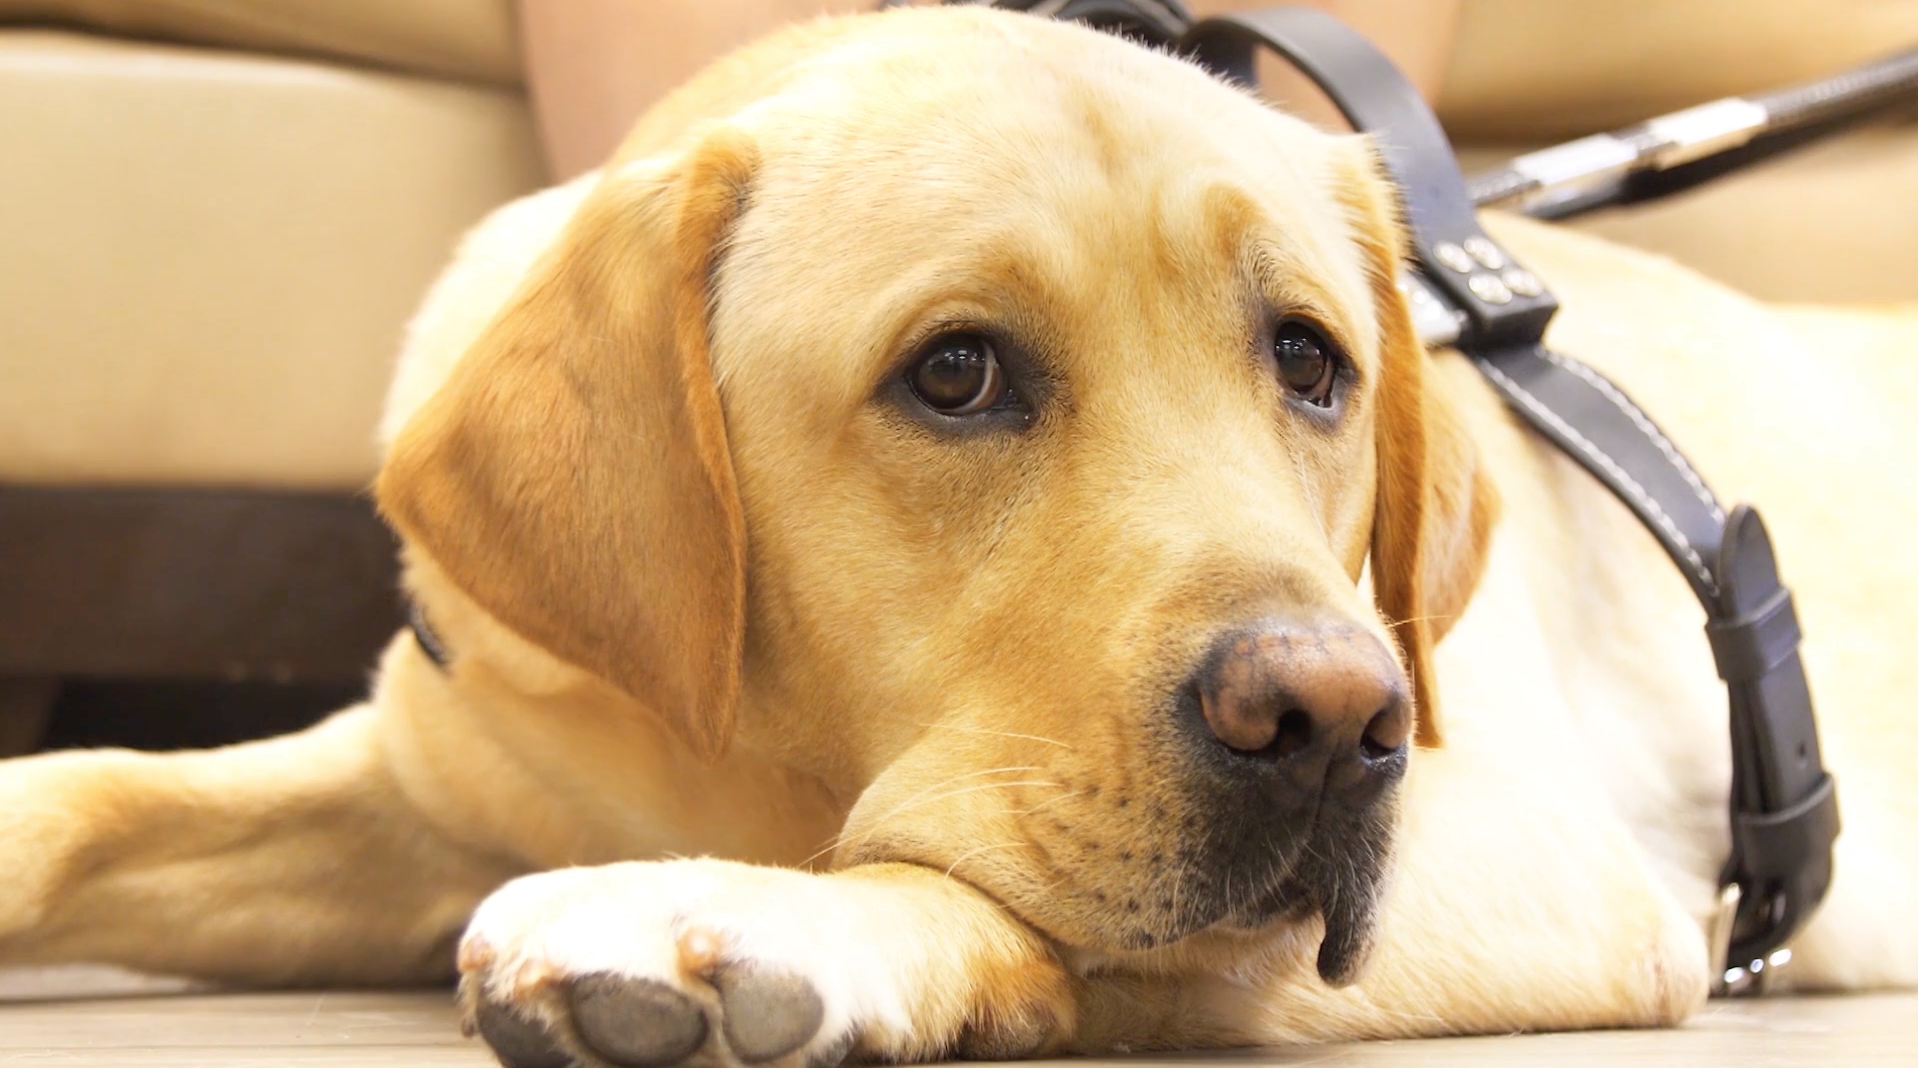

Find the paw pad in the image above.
[
  {"left": 571, "top": 974, "right": 711, "bottom": 1067},
  {"left": 714, "top": 966, "right": 825, "bottom": 1063},
  {"left": 475, "top": 968, "right": 829, "bottom": 1068},
  {"left": 474, "top": 999, "right": 571, "bottom": 1068}
]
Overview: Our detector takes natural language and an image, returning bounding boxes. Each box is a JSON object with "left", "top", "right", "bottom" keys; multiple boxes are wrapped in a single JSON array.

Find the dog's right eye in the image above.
[{"left": 906, "top": 333, "right": 1008, "bottom": 416}]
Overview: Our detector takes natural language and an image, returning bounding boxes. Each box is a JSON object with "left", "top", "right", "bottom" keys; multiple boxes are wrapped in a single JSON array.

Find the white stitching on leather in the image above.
[
  {"left": 1474, "top": 358, "right": 1717, "bottom": 593},
  {"left": 1535, "top": 348, "right": 1726, "bottom": 525}
]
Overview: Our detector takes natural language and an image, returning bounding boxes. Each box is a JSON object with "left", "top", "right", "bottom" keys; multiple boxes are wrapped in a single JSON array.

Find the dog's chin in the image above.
[
  {"left": 1209, "top": 876, "right": 1380, "bottom": 986},
  {"left": 1044, "top": 835, "right": 1391, "bottom": 987},
  {"left": 849, "top": 802, "right": 1395, "bottom": 986},
  {"left": 1148, "top": 803, "right": 1398, "bottom": 985},
  {"left": 1048, "top": 882, "right": 1379, "bottom": 989}
]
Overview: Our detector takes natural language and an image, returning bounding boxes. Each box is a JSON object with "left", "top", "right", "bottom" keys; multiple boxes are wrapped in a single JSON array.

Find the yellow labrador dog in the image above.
[{"left": 3, "top": 6, "right": 1915, "bottom": 1065}]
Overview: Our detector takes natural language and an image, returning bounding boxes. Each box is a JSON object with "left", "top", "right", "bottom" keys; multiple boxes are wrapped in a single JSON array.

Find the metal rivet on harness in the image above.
[
  {"left": 1463, "top": 236, "right": 1506, "bottom": 269},
  {"left": 1433, "top": 241, "right": 1474, "bottom": 273},
  {"left": 1467, "top": 273, "right": 1514, "bottom": 304}
]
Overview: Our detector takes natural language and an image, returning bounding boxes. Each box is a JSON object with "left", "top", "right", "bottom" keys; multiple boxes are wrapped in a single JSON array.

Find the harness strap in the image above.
[{"left": 1171, "top": 7, "right": 1838, "bottom": 983}]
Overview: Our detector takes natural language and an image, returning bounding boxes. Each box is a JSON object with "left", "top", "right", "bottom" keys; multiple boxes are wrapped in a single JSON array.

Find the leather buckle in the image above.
[
  {"left": 1710, "top": 883, "right": 1791, "bottom": 997},
  {"left": 1724, "top": 773, "right": 1840, "bottom": 969},
  {"left": 1711, "top": 506, "right": 1840, "bottom": 967}
]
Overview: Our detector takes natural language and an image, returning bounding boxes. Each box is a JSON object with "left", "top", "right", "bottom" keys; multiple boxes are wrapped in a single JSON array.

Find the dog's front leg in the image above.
[
  {"left": 0, "top": 702, "right": 519, "bottom": 985},
  {"left": 458, "top": 858, "right": 1075, "bottom": 1068}
]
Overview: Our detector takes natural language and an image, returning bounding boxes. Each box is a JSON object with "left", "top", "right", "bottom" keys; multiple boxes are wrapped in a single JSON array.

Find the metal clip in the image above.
[
  {"left": 1708, "top": 884, "right": 1764, "bottom": 996},
  {"left": 1710, "top": 883, "right": 1796, "bottom": 997}
]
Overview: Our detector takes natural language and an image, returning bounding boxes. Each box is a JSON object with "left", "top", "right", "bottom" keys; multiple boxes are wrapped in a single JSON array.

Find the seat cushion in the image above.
[
  {"left": 0, "top": 0, "right": 518, "bottom": 84},
  {"left": 1456, "top": 124, "right": 1918, "bottom": 304},
  {"left": 1439, "top": 0, "right": 1918, "bottom": 140},
  {"left": 0, "top": 31, "right": 544, "bottom": 488}
]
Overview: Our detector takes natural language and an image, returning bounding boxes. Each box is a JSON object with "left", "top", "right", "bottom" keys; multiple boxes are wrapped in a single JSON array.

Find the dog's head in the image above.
[{"left": 378, "top": 9, "right": 1495, "bottom": 985}]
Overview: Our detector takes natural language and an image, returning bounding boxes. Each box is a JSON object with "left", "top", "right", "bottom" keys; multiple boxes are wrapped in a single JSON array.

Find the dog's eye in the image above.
[
  {"left": 907, "top": 333, "right": 1007, "bottom": 416},
  {"left": 1274, "top": 319, "right": 1339, "bottom": 408}
]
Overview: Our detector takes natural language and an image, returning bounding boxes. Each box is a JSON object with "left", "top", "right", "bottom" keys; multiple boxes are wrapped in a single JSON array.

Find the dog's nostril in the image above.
[
  {"left": 1360, "top": 707, "right": 1408, "bottom": 760},
  {"left": 1272, "top": 708, "right": 1314, "bottom": 758}
]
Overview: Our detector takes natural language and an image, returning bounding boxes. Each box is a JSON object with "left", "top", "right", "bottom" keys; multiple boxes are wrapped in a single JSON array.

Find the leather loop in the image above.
[
  {"left": 1726, "top": 773, "right": 1840, "bottom": 966},
  {"left": 1707, "top": 587, "right": 1800, "bottom": 683},
  {"left": 1733, "top": 776, "right": 1839, "bottom": 887},
  {"left": 1716, "top": 506, "right": 1826, "bottom": 808}
]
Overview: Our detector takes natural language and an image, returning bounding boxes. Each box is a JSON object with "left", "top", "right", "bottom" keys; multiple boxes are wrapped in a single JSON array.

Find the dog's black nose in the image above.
[{"left": 1191, "top": 616, "right": 1409, "bottom": 807}]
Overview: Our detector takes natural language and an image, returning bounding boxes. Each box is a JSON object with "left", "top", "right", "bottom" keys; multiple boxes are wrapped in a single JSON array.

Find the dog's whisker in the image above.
[
  {"left": 869, "top": 780, "right": 1065, "bottom": 824},
  {"left": 807, "top": 773, "right": 1065, "bottom": 867},
  {"left": 840, "top": 765, "right": 1044, "bottom": 840},
  {"left": 860, "top": 765, "right": 1050, "bottom": 826},
  {"left": 1377, "top": 612, "right": 1455, "bottom": 628},
  {"left": 1017, "top": 788, "right": 1087, "bottom": 816},
  {"left": 940, "top": 841, "right": 1030, "bottom": 878},
  {"left": 915, "top": 722, "right": 1077, "bottom": 752}
]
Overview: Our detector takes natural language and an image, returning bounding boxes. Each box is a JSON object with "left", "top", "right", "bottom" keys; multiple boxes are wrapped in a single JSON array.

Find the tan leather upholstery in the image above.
[
  {"left": 1442, "top": 0, "right": 1918, "bottom": 302},
  {"left": 1440, "top": 0, "right": 1918, "bottom": 140},
  {"left": 0, "top": 0, "right": 519, "bottom": 84},
  {"left": 0, "top": 1, "right": 1908, "bottom": 488},
  {"left": 1456, "top": 127, "right": 1918, "bottom": 304},
  {"left": 0, "top": 31, "right": 543, "bottom": 487}
]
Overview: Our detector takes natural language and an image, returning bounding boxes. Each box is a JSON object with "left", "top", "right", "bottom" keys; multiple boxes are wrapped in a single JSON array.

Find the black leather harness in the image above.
[{"left": 932, "top": 0, "right": 1842, "bottom": 991}]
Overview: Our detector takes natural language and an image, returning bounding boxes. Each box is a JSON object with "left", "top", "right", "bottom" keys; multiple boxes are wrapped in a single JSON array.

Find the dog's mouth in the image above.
[
  {"left": 997, "top": 798, "right": 1397, "bottom": 987},
  {"left": 1210, "top": 836, "right": 1391, "bottom": 985},
  {"left": 857, "top": 812, "right": 1391, "bottom": 986},
  {"left": 1173, "top": 847, "right": 1387, "bottom": 985},
  {"left": 840, "top": 731, "right": 1401, "bottom": 986},
  {"left": 1139, "top": 784, "right": 1398, "bottom": 984}
]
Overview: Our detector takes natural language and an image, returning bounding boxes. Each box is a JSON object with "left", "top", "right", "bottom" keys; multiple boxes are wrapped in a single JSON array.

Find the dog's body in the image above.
[{"left": 3, "top": 8, "right": 1915, "bottom": 1064}]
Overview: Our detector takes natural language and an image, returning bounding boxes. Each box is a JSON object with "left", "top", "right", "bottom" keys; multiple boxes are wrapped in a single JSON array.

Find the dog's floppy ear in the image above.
[
  {"left": 377, "top": 133, "right": 756, "bottom": 762},
  {"left": 1337, "top": 143, "right": 1499, "bottom": 748}
]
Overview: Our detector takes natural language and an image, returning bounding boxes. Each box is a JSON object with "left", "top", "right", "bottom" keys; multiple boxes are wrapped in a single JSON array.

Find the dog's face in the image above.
[{"left": 380, "top": 10, "right": 1493, "bottom": 984}]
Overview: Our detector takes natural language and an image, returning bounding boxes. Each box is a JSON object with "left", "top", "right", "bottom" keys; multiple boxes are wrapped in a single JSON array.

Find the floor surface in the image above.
[{"left": 0, "top": 967, "right": 1911, "bottom": 1067}]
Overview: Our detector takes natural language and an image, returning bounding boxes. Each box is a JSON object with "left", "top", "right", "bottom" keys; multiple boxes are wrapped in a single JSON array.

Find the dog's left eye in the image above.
[
  {"left": 1274, "top": 319, "right": 1340, "bottom": 408},
  {"left": 906, "top": 332, "right": 1009, "bottom": 416}
]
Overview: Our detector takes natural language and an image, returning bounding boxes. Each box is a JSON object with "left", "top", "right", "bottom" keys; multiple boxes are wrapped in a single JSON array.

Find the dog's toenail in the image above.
[
  {"left": 459, "top": 940, "right": 498, "bottom": 973},
  {"left": 475, "top": 999, "right": 573, "bottom": 1068},
  {"left": 569, "top": 974, "right": 708, "bottom": 1067},
  {"left": 714, "top": 966, "right": 824, "bottom": 1063},
  {"left": 676, "top": 926, "right": 725, "bottom": 977}
]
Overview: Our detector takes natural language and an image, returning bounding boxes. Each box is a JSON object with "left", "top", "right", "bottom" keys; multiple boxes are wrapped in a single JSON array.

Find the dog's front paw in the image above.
[{"left": 457, "top": 859, "right": 1071, "bottom": 1068}]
